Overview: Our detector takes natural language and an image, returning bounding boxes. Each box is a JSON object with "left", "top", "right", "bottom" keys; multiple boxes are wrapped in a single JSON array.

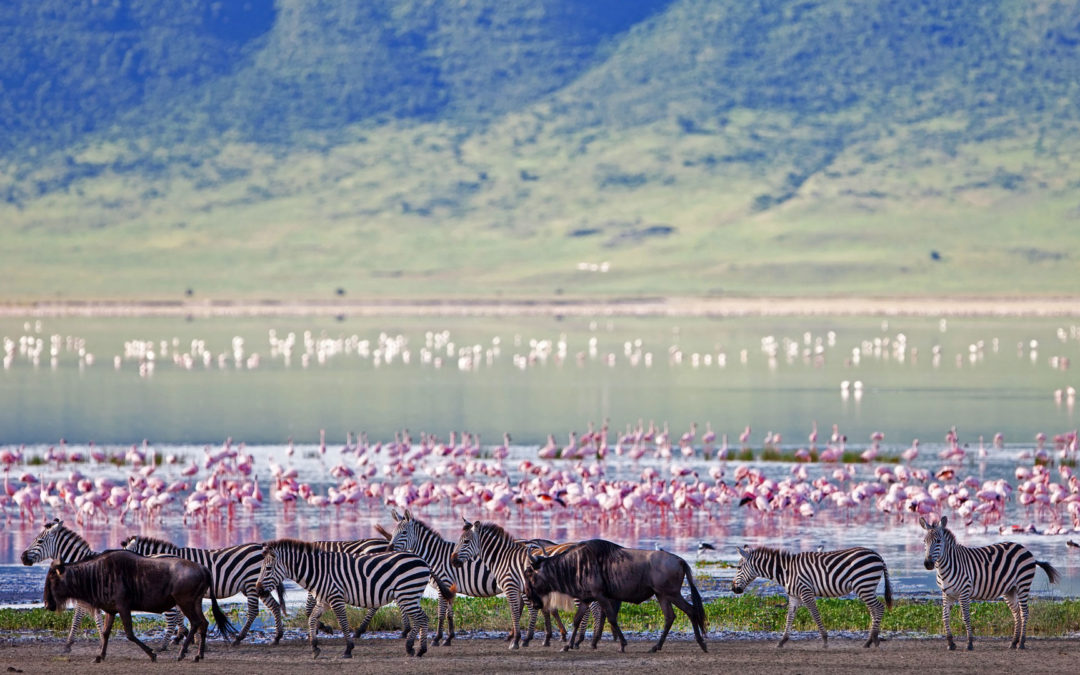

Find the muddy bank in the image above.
[{"left": 2, "top": 634, "right": 1078, "bottom": 674}]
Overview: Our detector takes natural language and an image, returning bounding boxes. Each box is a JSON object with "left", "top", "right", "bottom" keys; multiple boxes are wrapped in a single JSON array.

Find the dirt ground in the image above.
[{"left": 2, "top": 634, "right": 1078, "bottom": 674}]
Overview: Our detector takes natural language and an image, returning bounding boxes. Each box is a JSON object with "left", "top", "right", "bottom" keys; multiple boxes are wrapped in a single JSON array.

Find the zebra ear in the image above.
[
  {"left": 918, "top": 517, "right": 929, "bottom": 530},
  {"left": 404, "top": 509, "right": 413, "bottom": 521},
  {"left": 461, "top": 516, "right": 470, "bottom": 529},
  {"left": 473, "top": 520, "right": 482, "bottom": 530},
  {"left": 939, "top": 515, "right": 948, "bottom": 529},
  {"left": 391, "top": 509, "right": 402, "bottom": 522},
  {"left": 736, "top": 546, "right": 748, "bottom": 560}
]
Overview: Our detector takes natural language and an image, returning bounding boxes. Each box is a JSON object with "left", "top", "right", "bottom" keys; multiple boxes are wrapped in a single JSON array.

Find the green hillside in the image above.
[{"left": 2, "top": 0, "right": 1079, "bottom": 301}]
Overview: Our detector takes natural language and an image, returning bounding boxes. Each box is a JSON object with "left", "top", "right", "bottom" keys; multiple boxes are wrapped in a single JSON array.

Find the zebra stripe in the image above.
[
  {"left": 21, "top": 519, "right": 104, "bottom": 653},
  {"left": 308, "top": 535, "right": 394, "bottom": 637},
  {"left": 921, "top": 515, "right": 1061, "bottom": 650},
  {"left": 451, "top": 520, "right": 586, "bottom": 650},
  {"left": 122, "top": 535, "right": 286, "bottom": 646},
  {"left": 256, "top": 539, "right": 436, "bottom": 658},
  {"left": 732, "top": 544, "right": 892, "bottom": 648}
]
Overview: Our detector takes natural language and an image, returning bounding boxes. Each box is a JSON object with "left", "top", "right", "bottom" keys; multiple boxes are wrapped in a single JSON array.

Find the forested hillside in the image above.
[{"left": 2, "top": 0, "right": 1079, "bottom": 300}]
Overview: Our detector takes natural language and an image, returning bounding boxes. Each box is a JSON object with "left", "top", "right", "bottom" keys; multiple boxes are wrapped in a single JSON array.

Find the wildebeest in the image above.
[
  {"left": 523, "top": 539, "right": 708, "bottom": 653},
  {"left": 43, "top": 550, "right": 236, "bottom": 663}
]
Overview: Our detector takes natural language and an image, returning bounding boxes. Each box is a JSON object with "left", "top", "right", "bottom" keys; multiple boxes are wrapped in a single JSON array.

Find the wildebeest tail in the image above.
[
  {"left": 207, "top": 579, "right": 238, "bottom": 639},
  {"left": 680, "top": 559, "right": 707, "bottom": 632},
  {"left": 1037, "top": 560, "right": 1061, "bottom": 585},
  {"left": 883, "top": 563, "right": 893, "bottom": 610},
  {"left": 544, "top": 592, "right": 577, "bottom": 613}
]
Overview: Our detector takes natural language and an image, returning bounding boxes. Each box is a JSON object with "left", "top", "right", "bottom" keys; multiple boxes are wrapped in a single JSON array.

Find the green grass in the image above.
[{"left": 10, "top": 597, "right": 1080, "bottom": 637}]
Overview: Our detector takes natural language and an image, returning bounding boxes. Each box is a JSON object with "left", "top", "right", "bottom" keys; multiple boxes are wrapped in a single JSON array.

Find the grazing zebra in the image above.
[
  {"left": 122, "top": 535, "right": 287, "bottom": 646},
  {"left": 255, "top": 539, "right": 450, "bottom": 658},
  {"left": 731, "top": 544, "right": 892, "bottom": 648},
  {"left": 920, "top": 515, "right": 1061, "bottom": 650},
  {"left": 21, "top": 519, "right": 104, "bottom": 652},
  {"left": 451, "top": 519, "right": 585, "bottom": 649}
]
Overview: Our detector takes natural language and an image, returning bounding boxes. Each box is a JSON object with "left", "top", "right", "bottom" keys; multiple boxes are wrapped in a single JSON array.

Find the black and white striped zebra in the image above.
[
  {"left": 122, "top": 535, "right": 287, "bottom": 646},
  {"left": 920, "top": 515, "right": 1061, "bottom": 650},
  {"left": 308, "top": 529, "right": 396, "bottom": 638},
  {"left": 451, "top": 519, "right": 585, "bottom": 650},
  {"left": 20, "top": 519, "right": 104, "bottom": 652},
  {"left": 254, "top": 538, "right": 450, "bottom": 658},
  {"left": 731, "top": 544, "right": 892, "bottom": 648}
]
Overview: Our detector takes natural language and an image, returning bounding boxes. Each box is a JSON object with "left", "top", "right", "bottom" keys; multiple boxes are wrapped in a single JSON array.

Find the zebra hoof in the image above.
[{"left": 966, "top": 644, "right": 973, "bottom": 651}]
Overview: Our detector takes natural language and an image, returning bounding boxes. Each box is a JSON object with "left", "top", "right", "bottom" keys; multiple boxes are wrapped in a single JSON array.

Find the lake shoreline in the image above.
[{"left": 3, "top": 295, "right": 1080, "bottom": 319}]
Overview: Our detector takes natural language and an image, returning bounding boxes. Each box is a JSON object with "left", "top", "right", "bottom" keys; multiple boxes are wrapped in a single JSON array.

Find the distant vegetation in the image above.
[{"left": 2, "top": 0, "right": 1080, "bottom": 300}]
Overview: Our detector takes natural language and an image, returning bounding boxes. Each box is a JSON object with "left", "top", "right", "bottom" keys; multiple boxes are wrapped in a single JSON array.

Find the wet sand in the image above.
[{"left": 3, "top": 635, "right": 1079, "bottom": 674}]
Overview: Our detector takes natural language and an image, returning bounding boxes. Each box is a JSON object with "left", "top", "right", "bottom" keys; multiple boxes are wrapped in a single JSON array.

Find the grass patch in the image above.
[{"left": 10, "top": 597, "right": 1080, "bottom": 637}]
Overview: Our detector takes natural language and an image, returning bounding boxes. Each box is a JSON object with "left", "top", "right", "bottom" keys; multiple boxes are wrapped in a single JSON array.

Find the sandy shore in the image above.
[
  {"left": 2, "top": 634, "right": 1078, "bottom": 674},
  {"left": 2, "top": 296, "right": 1080, "bottom": 318}
]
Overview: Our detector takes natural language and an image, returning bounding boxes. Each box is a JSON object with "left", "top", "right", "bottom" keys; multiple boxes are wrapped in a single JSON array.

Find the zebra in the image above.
[
  {"left": 254, "top": 538, "right": 451, "bottom": 658},
  {"left": 451, "top": 519, "right": 592, "bottom": 650},
  {"left": 731, "top": 544, "right": 892, "bottom": 648},
  {"left": 21, "top": 518, "right": 105, "bottom": 652},
  {"left": 122, "top": 535, "right": 287, "bottom": 646},
  {"left": 307, "top": 528, "right": 397, "bottom": 638},
  {"left": 920, "top": 515, "right": 1061, "bottom": 650}
]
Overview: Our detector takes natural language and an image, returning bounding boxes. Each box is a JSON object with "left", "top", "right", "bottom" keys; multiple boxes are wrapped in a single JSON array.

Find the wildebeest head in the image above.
[
  {"left": 21, "top": 518, "right": 63, "bottom": 566},
  {"left": 255, "top": 543, "right": 282, "bottom": 599},
  {"left": 522, "top": 545, "right": 553, "bottom": 609},
  {"left": 730, "top": 546, "right": 760, "bottom": 594},
  {"left": 388, "top": 508, "right": 416, "bottom": 553},
  {"left": 43, "top": 560, "right": 67, "bottom": 612},
  {"left": 920, "top": 515, "right": 948, "bottom": 570},
  {"left": 450, "top": 518, "right": 480, "bottom": 568}
]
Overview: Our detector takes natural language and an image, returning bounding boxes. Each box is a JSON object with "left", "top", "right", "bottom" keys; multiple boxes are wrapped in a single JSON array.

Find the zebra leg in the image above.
[
  {"left": 259, "top": 592, "right": 285, "bottom": 645},
  {"left": 401, "top": 597, "right": 429, "bottom": 657},
  {"left": 233, "top": 594, "right": 261, "bottom": 645},
  {"left": 504, "top": 585, "right": 524, "bottom": 649},
  {"left": 65, "top": 603, "right": 86, "bottom": 653},
  {"left": 352, "top": 607, "right": 378, "bottom": 637},
  {"left": 521, "top": 603, "right": 542, "bottom": 647},
  {"left": 330, "top": 601, "right": 354, "bottom": 658},
  {"left": 941, "top": 592, "right": 956, "bottom": 650},
  {"left": 802, "top": 593, "right": 828, "bottom": 648},
  {"left": 160, "top": 608, "right": 184, "bottom": 651},
  {"left": 306, "top": 592, "right": 334, "bottom": 635},
  {"left": 861, "top": 592, "right": 885, "bottom": 648},
  {"left": 649, "top": 596, "right": 676, "bottom": 653},
  {"left": 308, "top": 602, "right": 324, "bottom": 658},
  {"left": 1017, "top": 596, "right": 1030, "bottom": 649},
  {"left": 433, "top": 594, "right": 447, "bottom": 646},
  {"left": 446, "top": 597, "right": 455, "bottom": 647},
  {"left": 959, "top": 596, "right": 974, "bottom": 650},
  {"left": 778, "top": 596, "right": 799, "bottom": 648},
  {"left": 1004, "top": 591, "right": 1022, "bottom": 649}
]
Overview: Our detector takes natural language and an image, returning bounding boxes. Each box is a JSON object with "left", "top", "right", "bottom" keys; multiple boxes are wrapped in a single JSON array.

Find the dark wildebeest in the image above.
[
  {"left": 523, "top": 539, "right": 708, "bottom": 653},
  {"left": 43, "top": 550, "right": 236, "bottom": 663}
]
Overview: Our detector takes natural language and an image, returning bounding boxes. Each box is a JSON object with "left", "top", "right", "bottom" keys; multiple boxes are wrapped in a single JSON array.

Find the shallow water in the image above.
[{"left": 2, "top": 441, "right": 1079, "bottom": 605}]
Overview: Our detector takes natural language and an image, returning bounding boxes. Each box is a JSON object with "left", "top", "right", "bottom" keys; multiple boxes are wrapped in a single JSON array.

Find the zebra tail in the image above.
[
  {"left": 883, "top": 564, "right": 894, "bottom": 610},
  {"left": 432, "top": 573, "right": 456, "bottom": 601},
  {"left": 276, "top": 582, "right": 287, "bottom": 616},
  {"left": 680, "top": 559, "right": 708, "bottom": 632},
  {"left": 209, "top": 585, "right": 238, "bottom": 640},
  {"left": 1037, "top": 560, "right": 1062, "bottom": 585}
]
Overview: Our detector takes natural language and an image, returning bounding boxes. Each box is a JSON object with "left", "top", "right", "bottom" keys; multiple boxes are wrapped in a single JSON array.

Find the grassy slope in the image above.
[{"left": 3, "top": 0, "right": 1080, "bottom": 302}]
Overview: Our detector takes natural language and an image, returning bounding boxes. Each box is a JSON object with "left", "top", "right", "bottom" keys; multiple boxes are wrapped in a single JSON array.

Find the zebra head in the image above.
[
  {"left": 388, "top": 508, "right": 418, "bottom": 553},
  {"left": 255, "top": 543, "right": 283, "bottom": 599},
  {"left": 730, "top": 545, "right": 760, "bottom": 594},
  {"left": 21, "top": 518, "right": 64, "bottom": 565},
  {"left": 451, "top": 518, "right": 481, "bottom": 568},
  {"left": 920, "top": 515, "right": 948, "bottom": 570}
]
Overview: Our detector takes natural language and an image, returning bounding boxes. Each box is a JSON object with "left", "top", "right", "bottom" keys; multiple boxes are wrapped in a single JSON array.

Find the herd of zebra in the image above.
[{"left": 20, "top": 512, "right": 1063, "bottom": 661}]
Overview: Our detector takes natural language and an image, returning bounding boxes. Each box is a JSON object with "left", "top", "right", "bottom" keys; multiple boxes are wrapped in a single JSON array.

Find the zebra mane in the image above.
[
  {"left": 405, "top": 514, "right": 445, "bottom": 539},
  {"left": 268, "top": 538, "right": 319, "bottom": 554},
  {"left": 752, "top": 546, "right": 792, "bottom": 560},
  {"left": 128, "top": 535, "right": 179, "bottom": 551},
  {"left": 36, "top": 521, "right": 93, "bottom": 552},
  {"left": 475, "top": 521, "right": 518, "bottom": 548}
]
